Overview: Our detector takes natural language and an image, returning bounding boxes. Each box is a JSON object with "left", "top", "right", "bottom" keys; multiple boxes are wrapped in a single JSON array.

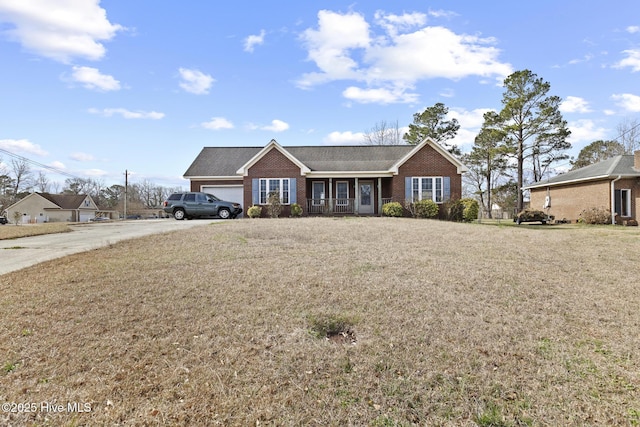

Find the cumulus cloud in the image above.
[
  {"left": 178, "top": 68, "right": 215, "bottom": 94},
  {"left": 244, "top": 29, "right": 265, "bottom": 52},
  {"left": 88, "top": 108, "right": 165, "bottom": 119},
  {"left": 614, "top": 49, "right": 640, "bottom": 72},
  {"left": 626, "top": 26, "right": 640, "bottom": 34},
  {"left": 69, "top": 152, "right": 95, "bottom": 161},
  {"left": 261, "top": 119, "right": 289, "bottom": 132},
  {"left": 70, "top": 66, "right": 120, "bottom": 91},
  {"left": 447, "top": 108, "right": 494, "bottom": 150},
  {"left": 560, "top": 96, "right": 592, "bottom": 113},
  {"left": 201, "top": 117, "right": 234, "bottom": 130},
  {"left": 0, "top": 0, "right": 123, "bottom": 63},
  {"left": 567, "top": 119, "right": 608, "bottom": 144},
  {"left": 297, "top": 9, "right": 512, "bottom": 104},
  {"left": 323, "top": 131, "right": 366, "bottom": 145},
  {"left": 0, "top": 138, "right": 48, "bottom": 156},
  {"left": 612, "top": 93, "right": 640, "bottom": 112}
]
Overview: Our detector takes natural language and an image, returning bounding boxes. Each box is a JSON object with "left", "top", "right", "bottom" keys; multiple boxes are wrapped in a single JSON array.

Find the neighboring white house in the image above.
[{"left": 4, "top": 192, "right": 101, "bottom": 223}]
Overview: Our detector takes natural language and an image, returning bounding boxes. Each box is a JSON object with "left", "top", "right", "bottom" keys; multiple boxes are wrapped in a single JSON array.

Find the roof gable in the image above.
[{"left": 235, "top": 139, "right": 310, "bottom": 176}]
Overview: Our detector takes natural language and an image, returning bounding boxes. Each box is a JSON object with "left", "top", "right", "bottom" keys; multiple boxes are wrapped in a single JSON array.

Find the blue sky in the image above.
[{"left": 1, "top": 1, "right": 640, "bottom": 189}]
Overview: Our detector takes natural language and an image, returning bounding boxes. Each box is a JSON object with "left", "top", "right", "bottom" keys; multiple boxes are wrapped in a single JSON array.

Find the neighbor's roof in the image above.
[
  {"left": 184, "top": 142, "right": 461, "bottom": 177},
  {"left": 38, "top": 193, "right": 92, "bottom": 209},
  {"left": 524, "top": 155, "right": 640, "bottom": 189}
]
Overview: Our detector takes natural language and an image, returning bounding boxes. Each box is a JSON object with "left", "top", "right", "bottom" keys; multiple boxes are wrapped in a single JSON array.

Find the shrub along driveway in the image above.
[{"left": 1, "top": 217, "right": 639, "bottom": 425}]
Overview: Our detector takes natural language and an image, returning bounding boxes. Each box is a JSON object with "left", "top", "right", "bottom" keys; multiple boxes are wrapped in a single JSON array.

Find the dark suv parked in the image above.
[
  {"left": 0, "top": 216, "right": 7, "bottom": 225},
  {"left": 163, "top": 192, "right": 242, "bottom": 220}
]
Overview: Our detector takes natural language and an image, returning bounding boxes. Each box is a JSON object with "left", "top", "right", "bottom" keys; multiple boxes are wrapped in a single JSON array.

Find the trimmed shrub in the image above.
[
  {"left": 247, "top": 205, "right": 262, "bottom": 218},
  {"left": 579, "top": 206, "right": 611, "bottom": 224},
  {"left": 382, "top": 201, "right": 404, "bottom": 217},
  {"left": 290, "top": 202, "right": 303, "bottom": 217},
  {"left": 414, "top": 199, "right": 439, "bottom": 219},
  {"left": 461, "top": 198, "right": 480, "bottom": 222},
  {"left": 445, "top": 199, "right": 465, "bottom": 222}
]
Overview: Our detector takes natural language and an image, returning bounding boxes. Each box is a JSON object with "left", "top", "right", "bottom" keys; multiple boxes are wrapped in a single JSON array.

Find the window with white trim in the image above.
[
  {"left": 259, "top": 178, "right": 290, "bottom": 204},
  {"left": 336, "top": 181, "right": 349, "bottom": 205},
  {"left": 615, "top": 189, "right": 631, "bottom": 217},
  {"left": 312, "top": 181, "right": 325, "bottom": 205},
  {"left": 412, "top": 177, "right": 443, "bottom": 203}
]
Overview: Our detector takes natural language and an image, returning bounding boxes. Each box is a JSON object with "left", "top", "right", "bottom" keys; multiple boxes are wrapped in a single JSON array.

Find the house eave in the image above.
[
  {"left": 390, "top": 137, "right": 468, "bottom": 175},
  {"left": 235, "top": 139, "right": 311, "bottom": 176},
  {"left": 186, "top": 175, "right": 242, "bottom": 181},
  {"left": 305, "top": 171, "right": 395, "bottom": 178},
  {"left": 524, "top": 174, "right": 640, "bottom": 190}
]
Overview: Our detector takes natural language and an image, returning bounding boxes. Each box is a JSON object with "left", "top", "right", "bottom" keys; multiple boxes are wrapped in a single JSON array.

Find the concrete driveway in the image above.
[{"left": 0, "top": 219, "right": 216, "bottom": 276}]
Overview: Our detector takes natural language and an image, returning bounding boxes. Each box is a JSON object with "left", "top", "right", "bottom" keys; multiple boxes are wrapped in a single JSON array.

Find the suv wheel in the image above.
[
  {"left": 173, "top": 208, "right": 186, "bottom": 220},
  {"left": 218, "top": 208, "right": 231, "bottom": 219}
]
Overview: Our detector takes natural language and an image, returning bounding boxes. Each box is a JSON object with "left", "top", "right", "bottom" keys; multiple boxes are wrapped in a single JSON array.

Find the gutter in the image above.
[{"left": 610, "top": 175, "right": 622, "bottom": 225}]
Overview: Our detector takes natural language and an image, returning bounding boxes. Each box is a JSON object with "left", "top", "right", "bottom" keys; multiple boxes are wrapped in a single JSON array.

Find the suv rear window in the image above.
[{"left": 168, "top": 194, "right": 182, "bottom": 201}]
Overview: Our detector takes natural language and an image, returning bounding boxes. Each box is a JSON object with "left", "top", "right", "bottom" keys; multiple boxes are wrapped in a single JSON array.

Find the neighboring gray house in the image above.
[{"left": 4, "top": 192, "right": 101, "bottom": 223}]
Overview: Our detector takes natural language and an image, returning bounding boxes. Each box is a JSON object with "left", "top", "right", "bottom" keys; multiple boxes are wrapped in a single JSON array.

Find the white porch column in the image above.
[
  {"left": 377, "top": 177, "right": 382, "bottom": 215},
  {"left": 329, "top": 177, "right": 333, "bottom": 213},
  {"left": 354, "top": 177, "right": 359, "bottom": 214}
]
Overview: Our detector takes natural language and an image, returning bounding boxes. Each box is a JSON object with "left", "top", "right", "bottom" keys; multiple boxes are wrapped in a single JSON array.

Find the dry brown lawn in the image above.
[
  {"left": 0, "top": 223, "right": 72, "bottom": 240},
  {"left": 1, "top": 217, "right": 639, "bottom": 426}
]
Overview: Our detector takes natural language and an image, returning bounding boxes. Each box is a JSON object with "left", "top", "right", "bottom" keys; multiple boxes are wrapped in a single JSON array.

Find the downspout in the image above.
[{"left": 611, "top": 175, "right": 622, "bottom": 225}]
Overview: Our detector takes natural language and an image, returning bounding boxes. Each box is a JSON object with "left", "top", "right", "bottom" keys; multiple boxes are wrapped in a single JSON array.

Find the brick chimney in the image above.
[{"left": 635, "top": 150, "right": 640, "bottom": 170}]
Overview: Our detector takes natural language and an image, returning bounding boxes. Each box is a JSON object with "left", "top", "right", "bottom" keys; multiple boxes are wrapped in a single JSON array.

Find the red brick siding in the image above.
[
  {"left": 244, "top": 148, "right": 305, "bottom": 217},
  {"left": 392, "top": 144, "right": 462, "bottom": 215}
]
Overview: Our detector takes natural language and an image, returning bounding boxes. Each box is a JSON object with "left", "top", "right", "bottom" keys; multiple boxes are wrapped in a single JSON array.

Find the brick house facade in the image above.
[
  {"left": 185, "top": 139, "right": 467, "bottom": 217},
  {"left": 525, "top": 151, "right": 640, "bottom": 224}
]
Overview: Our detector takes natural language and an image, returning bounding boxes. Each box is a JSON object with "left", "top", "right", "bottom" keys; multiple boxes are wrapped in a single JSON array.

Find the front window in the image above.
[
  {"left": 336, "top": 181, "right": 349, "bottom": 205},
  {"left": 259, "top": 178, "right": 290, "bottom": 205},
  {"left": 312, "top": 181, "right": 325, "bottom": 205},
  {"left": 412, "top": 177, "right": 443, "bottom": 203}
]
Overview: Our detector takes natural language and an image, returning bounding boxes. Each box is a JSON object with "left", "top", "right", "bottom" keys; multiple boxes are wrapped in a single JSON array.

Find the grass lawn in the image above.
[
  {"left": 1, "top": 217, "right": 639, "bottom": 426},
  {"left": 0, "top": 223, "right": 72, "bottom": 240}
]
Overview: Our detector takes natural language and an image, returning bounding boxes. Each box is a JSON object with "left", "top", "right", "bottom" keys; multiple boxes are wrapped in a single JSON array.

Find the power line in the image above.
[{"left": 0, "top": 147, "right": 86, "bottom": 181}]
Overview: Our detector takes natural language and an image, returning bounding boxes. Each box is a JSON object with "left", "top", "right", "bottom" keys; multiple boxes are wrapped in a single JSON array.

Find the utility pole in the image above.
[{"left": 124, "top": 170, "right": 129, "bottom": 220}]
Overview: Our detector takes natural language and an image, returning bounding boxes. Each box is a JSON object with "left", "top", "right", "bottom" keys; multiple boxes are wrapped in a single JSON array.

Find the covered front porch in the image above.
[{"left": 304, "top": 176, "right": 393, "bottom": 215}]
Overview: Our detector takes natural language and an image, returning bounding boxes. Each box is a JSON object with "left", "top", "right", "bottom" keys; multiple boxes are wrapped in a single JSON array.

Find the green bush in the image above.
[
  {"left": 382, "top": 201, "right": 404, "bottom": 217},
  {"left": 290, "top": 202, "right": 303, "bottom": 217},
  {"left": 461, "top": 198, "right": 479, "bottom": 222},
  {"left": 579, "top": 206, "right": 611, "bottom": 224},
  {"left": 414, "top": 199, "right": 439, "bottom": 219},
  {"left": 247, "top": 205, "right": 262, "bottom": 218},
  {"left": 446, "top": 199, "right": 465, "bottom": 222}
]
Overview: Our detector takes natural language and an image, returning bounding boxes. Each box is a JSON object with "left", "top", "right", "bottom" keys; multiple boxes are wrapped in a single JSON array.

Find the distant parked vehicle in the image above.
[
  {"left": 89, "top": 216, "right": 110, "bottom": 222},
  {"left": 162, "top": 192, "right": 242, "bottom": 220},
  {"left": 0, "top": 216, "right": 7, "bottom": 225}
]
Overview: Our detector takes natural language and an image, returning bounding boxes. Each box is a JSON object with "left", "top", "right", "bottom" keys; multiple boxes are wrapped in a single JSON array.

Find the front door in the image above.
[{"left": 358, "top": 181, "right": 374, "bottom": 214}]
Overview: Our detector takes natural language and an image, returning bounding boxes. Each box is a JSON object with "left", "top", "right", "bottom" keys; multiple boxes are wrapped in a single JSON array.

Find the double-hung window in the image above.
[
  {"left": 259, "top": 178, "right": 290, "bottom": 205},
  {"left": 412, "top": 177, "right": 443, "bottom": 203},
  {"left": 336, "top": 181, "right": 349, "bottom": 205}
]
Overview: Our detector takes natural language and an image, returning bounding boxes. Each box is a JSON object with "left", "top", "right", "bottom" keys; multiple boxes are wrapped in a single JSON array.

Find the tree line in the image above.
[
  {"left": 0, "top": 159, "right": 182, "bottom": 215},
  {"left": 363, "top": 69, "right": 639, "bottom": 217}
]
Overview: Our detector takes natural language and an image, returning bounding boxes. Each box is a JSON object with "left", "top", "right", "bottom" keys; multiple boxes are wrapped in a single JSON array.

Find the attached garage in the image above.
[{"left": 200, "top": 185, "right": 244, "bottom": 217}]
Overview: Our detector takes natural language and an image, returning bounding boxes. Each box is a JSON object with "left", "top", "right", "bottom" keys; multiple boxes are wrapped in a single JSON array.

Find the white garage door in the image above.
[
  {"left": 79, "top": 212, "right": 94, "bottom": 223},
  {"left": 201, "top": 185, "right": 244, "bottom": 217}
]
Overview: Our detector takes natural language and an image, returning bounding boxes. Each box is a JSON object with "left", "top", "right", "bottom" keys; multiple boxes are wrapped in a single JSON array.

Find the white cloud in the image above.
[
  {"left": 627, "top": 26, "right": 640, "bottom": 34},
  {"left": 0, "top": 138, "right": 48, "bottom": 156},
  {"left": 261, "top": 119, "right": 289, "bottom": 132},
  {"left": 88, "top": 108, "right": 165, "bottom": 119},
  {"left": 50, "top": 160, "right": 66, "bottom": 169},
  {"left": 178, "top": 68, "right": 214, "bottom": 94},
  {"left": 323, "top": 131, "right": 366, "bottom": 145},
  {"left": 612, "top": 93, "right": 640, "bottom": 112},
  {"left": 560, "top": 96, "right": 592, "bottom": 113},
  {"left": 70, "top": 66, "right": 120, "bottom": 91},
  {"left": 567, "top": 119, "right": 608, "bottom": 144},
  {"left": 297, "top": 10, "right": 512, "bottom": 104},
  {"left": 70, "top": 152, "right": 95, "bottom": 161},
  {"left": 343, "top": 86, "right": 419, "bottom": 104},
  {"left": 447, "top": 108, "right": 494, "bottom": 150},
  {"left": 0, "top": 0, "right": 123, "bottom": 63},
  {"left": 201, "top": 117, "right": 234, "bottom": 130},
  {"left": 614, "top": 49, "right": 640, "bottom": 72},
  {"left": 244, "top": 29, "right": 265, "bottom": 52},
  {"left": 82, "top": 168, "right": 109, "bottom": 177}
]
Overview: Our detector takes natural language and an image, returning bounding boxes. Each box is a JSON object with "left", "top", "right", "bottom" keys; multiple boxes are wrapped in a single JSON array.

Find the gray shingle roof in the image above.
[
  {"left": 39, "top": 193, "right": 90, "bottom": 209},
  {"left": 525, "top": 155, "right": 640, "bottom": 189},
  {"left": 184, "top": 145, "right": 416, "bottom": 177}
]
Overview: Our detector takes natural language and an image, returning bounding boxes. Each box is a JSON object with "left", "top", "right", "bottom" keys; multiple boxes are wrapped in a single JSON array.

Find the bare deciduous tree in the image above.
[{"left": 363, "top": 120, "right": 403, "bottom": 145}]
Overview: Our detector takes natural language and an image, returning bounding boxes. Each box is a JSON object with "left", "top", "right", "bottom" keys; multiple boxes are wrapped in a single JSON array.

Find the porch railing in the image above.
[{"left": 306, "top": 198, "right": 355, "bottom": 214}]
